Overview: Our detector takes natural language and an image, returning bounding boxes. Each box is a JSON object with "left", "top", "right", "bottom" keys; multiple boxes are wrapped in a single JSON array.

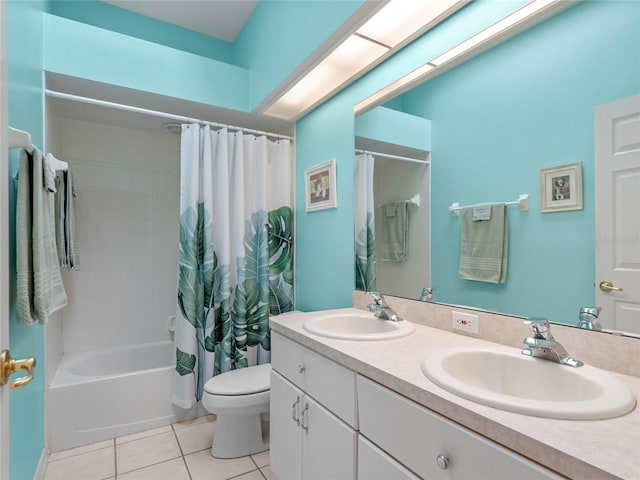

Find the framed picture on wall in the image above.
[
  {"left": 305, "top": 159, "right": 337, "bottom": 212},
  {"left": 539, "top": 162, "right": 583, "bottom": 213}
]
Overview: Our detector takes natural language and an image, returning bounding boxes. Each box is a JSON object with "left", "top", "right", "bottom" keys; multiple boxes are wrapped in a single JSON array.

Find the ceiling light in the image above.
[
  {"left": 355, "top": 63, "right": 435, "bottom": 114},
  {"left": 430, "top": 0, "right": 559, "bottom": 66},
  {"left": 263, "top": 0, "right": 468, "bottom": 120},
  {"left": 265, "top": 35, "right": 388, "bottom": 120},
  {"left": 355, "top": 0, "right": 572, "bottom": 115},
  {"left": 357, "top": 0, "right": 467, "bottom": 48}
]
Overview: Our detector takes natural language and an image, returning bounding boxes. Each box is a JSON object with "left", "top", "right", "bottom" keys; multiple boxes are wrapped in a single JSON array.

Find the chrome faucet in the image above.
[
  {"left": 419, "top": 287, "right": 434, "bottom": 302},
  {"left": 367, "top": 292, "right": 403, "bottom": 322},
  {"left": 521, "top": 318, "right": 583, "bottom": 367},
  {"left": 577, "top": 306, "right": 602, "bottom": 331}
]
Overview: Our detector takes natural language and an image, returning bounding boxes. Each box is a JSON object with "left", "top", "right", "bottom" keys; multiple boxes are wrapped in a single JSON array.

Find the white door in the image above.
[
  {"left": 1, "top": 1, "right": 10, "bottom": 476},
  {"left": 595, "top": 94, "right": 640, "bottom": 335}
]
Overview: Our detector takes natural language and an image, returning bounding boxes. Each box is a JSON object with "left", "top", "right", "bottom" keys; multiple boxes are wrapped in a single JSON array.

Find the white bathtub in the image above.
[{"left": 48, "top": 341, "right": 204, "bottom": 451}]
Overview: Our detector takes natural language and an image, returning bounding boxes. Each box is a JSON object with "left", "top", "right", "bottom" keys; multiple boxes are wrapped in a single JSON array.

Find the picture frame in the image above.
[
  {"left": 305, "top": 159, "right": 337, "bottom": 212},
  {"left": 539, "top": 162, "right": 583, "bottom": 213}
]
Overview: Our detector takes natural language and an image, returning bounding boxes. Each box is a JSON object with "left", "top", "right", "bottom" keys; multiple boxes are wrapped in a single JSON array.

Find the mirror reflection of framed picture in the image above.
[
  {"left": 305, "top": 159, "right": 337, "bottom": 212},
  {"left": 540, "top": 162, "right": 583, "bottom": 213}
]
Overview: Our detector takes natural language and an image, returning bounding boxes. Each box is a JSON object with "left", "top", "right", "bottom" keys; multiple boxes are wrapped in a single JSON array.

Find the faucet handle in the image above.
[
  {"left": 367, "top": 291, "right": 385, "bottom": 305},
  {"left": 524, "top": 317, "right": 551, "bottom": 339},
  {"left": 579, "top": 306, "right": 601, "bottom": 318}
]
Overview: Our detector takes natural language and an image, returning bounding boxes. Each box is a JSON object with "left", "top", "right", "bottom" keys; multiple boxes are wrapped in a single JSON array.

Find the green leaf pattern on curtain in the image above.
[
  {"left": 174, "top": 126, "right": 294, "bottom": 407},
  {"left": 355, "top": 211, "right": 376, "bottom": 291}
]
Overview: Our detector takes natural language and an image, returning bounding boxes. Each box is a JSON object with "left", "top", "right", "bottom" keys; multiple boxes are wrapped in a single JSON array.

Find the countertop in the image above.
[{"left": 270, "top": 308, "right": 640, "bottom": 480}]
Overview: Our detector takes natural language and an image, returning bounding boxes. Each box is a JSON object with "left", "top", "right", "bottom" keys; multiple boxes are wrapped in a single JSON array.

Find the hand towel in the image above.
[
  {"left": 16, "top": 149, "right": 68, "bottom": 325},
  {"left": 458, "top": 203, "right": 508, "bottom": 284},
  {"left": 380, "top": 201, "right": 408, "bottom": 262}
]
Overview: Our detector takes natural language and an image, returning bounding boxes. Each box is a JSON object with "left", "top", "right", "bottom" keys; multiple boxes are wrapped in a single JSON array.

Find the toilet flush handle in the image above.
[{"left": 298, "top": 364, "right": 305, "bottom": 374}]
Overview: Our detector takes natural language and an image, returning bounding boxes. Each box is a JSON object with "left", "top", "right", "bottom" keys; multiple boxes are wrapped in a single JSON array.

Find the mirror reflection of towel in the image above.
[
  {"left": 380, "top": 201, "right": 408, "bottom": 262},
  {"left": 458, "top": 203, "right": 508, "bottom": 283}
]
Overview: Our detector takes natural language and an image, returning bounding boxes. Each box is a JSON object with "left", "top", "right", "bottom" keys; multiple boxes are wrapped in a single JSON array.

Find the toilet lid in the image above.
[{"left": 204, "top": 363, "right": 271, "bottom": 396}]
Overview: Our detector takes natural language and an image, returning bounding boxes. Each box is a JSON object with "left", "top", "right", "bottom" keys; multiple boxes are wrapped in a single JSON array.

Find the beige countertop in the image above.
[{"left": 270, "top": 308, "right": 640, "bottom": 480}]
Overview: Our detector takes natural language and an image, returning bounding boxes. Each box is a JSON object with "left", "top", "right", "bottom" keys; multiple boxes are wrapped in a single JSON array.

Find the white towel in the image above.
[
  {"left": 472, "top": 203, "right": 492, "bottom": 221},
  {"left": 16, "top": 149, "right": 68, "bottom": 325}
]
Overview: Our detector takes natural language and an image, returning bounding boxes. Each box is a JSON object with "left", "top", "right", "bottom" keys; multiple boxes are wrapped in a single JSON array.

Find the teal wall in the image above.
[
  {"left": 296, "top": 0, "right": 640, "bottom": 322},
  {"left": 355, "top": 106, "right": 431, "bottom": 152},
  {"left": 294, "top": 0, "right": 529, "bottom": 310},
  {"left": 43, "top": 14, "right": 250, "bottom": 112},
  {"left": 7, "top": 2, "right": 48, "bottom": 478},
  {"left": 48, "top": 0, "right": 233, "bottom": 63},
  {"left": 400, "top": 0, "right": 640, "bottom": 324}
]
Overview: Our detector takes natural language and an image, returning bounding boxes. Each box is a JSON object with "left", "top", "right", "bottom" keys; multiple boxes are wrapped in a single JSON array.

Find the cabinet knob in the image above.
[
  {"left": 298, "top": 364, "right": 306, "bottom": 374},
  {"left": 436, "top": 454, "right": 450, "bottom": 470}
]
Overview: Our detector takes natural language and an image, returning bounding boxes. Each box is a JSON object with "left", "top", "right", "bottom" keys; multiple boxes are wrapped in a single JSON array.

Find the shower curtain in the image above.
[
  {"left": 173, "top": 124, "right": 294, "bottom": 409},
  {"left": 355, "top": 153, "right": 376, "bottom": 292}
]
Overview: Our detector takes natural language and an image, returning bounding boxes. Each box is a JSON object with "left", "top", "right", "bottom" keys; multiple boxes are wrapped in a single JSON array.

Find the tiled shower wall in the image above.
[{"left": 48, "top": 115, "right": 180, "bottom": 354}]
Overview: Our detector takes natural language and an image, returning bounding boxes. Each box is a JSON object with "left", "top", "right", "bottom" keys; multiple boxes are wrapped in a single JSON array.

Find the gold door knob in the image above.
[
  {"left": 599, "top": 281, "right": 624, "bottom": 293},
  {"left": 0, "top": 350, "right": 36, "bottom": 390}
]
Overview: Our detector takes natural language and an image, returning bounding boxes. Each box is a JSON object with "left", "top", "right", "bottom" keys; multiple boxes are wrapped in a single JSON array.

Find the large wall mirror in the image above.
[{"left": 354, "top": 1, "right": 640, "bottom": 337}]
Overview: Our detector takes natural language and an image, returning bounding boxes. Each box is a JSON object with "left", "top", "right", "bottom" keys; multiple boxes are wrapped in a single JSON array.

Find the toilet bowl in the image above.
[{"left": 202, "top": 363, "right": 271, "bottom": 459}]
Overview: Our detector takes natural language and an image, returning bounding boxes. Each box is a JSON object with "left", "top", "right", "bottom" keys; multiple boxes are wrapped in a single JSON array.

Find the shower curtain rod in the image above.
[
  {"left": 45, "top": 90, "right": 293, "bottom": 141},
  {"left": 355, "top": 149, "right": 429, "bottom": 165}
]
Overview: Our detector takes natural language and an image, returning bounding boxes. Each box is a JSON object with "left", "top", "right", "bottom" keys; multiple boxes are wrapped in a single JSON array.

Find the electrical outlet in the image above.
[{"left": 452, "top": 311, "right": 478, "bottom": 335}]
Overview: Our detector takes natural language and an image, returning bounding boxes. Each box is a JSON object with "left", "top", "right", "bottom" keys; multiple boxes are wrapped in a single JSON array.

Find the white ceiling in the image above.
[{"left": 102, "top": 0, "right": 258, "bottom": 42}]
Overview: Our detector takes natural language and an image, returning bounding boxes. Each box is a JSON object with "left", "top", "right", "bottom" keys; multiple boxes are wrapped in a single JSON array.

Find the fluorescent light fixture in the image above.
[
  {"left": 357, "top": 0, "right": 465, "bottom": 48},
  {"left": 431, "top": 0, "right": 559, "bottom": 66},
  {"left": 264, "top": 0, "right": 467, "bottom": 120},
  {"left": 356, "top": 63, "right": 435, "bottom": 113},
  {"left": 356, "top": 0, "right": 571, "bottom": 115},
  {"left": 265, "top": 35, "right": 388, "bottom": 120}
]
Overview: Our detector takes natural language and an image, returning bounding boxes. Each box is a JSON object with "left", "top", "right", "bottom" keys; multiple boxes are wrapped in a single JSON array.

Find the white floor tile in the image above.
[
  {"left": 174, "top": 418, "right": 215, "bottom": 454},
  {"left": 116, "top": 425, "right": 173, "bottom": 444},
  {"left": 48, "top": 439, "right": 114, "bottom": 462},
  {"left": 117, "top": 457, "right": 190, "bottom": 480},
  {"left": 44, "top": 446, "right": 115, "bottom": 480},
  {"left": 261, "top": 465, "right": 277, "bottom": 480},
  {"left": 234, "top": 470, "right": 266, "bottom": 480},
  {"left": 116, "top": 431, "right": 182, "bottom": 474},
  {"left": 185, "top": 450, "right": 256, "bottom": 480},
  {"left": 251, "top": 450, "right": 270, "bottom": 468}
]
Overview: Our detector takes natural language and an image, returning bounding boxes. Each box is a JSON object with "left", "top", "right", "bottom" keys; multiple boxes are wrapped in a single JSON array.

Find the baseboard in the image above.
[{"left": 33, "top": 448, "right": 49, "bottom": 480}]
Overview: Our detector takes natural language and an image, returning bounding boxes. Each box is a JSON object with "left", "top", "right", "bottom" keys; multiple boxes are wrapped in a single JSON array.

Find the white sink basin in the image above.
[
  {"left": 422, "top": 347, "right": 636, "bottom": 420},
  {"left": 303, "top": 312, "right": 414, "bottom": 341}
]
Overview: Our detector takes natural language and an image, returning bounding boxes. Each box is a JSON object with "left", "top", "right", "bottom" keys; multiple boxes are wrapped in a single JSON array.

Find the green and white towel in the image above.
[
  {"left": 16, "top": 149, "right": 68, "bottom": 325},
  {"left": 380, "top": 201, "right": 408, "bottom": 262},
  {"left": 458, "top": 203, "right": 508, "bottom": 284}
]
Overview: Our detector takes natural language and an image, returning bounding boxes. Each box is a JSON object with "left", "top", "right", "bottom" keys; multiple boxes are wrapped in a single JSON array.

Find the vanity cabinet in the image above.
[
  {"left": 270, "top": 332, "right": 357, "bottom": 479},
  {"left": 357, "top": 376, "right": 563, "bottom": 480}
]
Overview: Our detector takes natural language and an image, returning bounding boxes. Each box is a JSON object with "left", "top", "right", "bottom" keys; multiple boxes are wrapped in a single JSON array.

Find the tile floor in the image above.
[{"left": 44, "top": 415, "right": 276, "bottom": 480}]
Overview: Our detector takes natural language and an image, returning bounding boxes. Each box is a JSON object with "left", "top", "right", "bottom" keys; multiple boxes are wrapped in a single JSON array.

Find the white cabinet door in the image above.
[
  {"left": 270, "top": 371, "right": 303, "bottom": 480},
  {"left": 358, "top": 436, "right": 420, "bottom": 480},
  {"left": 302, "top": 395, "right": 356, "bottom": 480}
]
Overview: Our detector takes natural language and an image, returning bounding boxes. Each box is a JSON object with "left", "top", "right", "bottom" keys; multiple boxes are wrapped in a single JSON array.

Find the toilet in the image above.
[{"left": 202, "top": 363, "right": 271, "bottom": 459}]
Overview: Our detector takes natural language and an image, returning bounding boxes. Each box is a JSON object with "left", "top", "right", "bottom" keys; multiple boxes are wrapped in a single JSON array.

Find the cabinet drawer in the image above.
[
  {"left": 272, "top": 332, "right": 356, "bottom": 427},
  {"left": 357, "top": 376, "right": 562, "bottom": 480},
  {"left": 358, "top": 436, "right": 420, "bottom": 480}
]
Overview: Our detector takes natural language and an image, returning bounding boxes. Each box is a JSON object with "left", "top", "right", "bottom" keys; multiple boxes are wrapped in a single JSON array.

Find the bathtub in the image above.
[{"left": 48, "top": 341, "right": 204, "bottom": 451}]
